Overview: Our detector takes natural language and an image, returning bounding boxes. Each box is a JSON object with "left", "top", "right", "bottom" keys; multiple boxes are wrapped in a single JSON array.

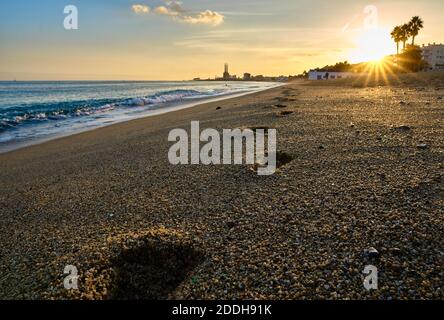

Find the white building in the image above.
[
  {"left": 421, "top": 43, "right": 444, "bottom": 70},
  {"left": 308, "top": 70, "right": 356, "bottom": 80}
]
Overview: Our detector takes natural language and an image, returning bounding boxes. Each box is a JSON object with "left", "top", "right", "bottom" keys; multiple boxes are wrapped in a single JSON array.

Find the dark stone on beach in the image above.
[
  {"left": 364, "top": 247, "right": 379, "bottom": 259},
  {"left": 350, "top": 123, "right": 355, "bottom": 128},
  {"left": 438, "top": 97, "right": 442, "bottom": 100},
  {"left": 216, "top": 107, "right": 222, "bottom": 110},
  {"left": 417, "top": 143, "right": 429, "bottom": 150},
  {"left": 318, "top": 145, "right": 325, "bottom": 150},
  {"left": 279, "top": 111, "right": 293, "bottom": 116},
  {"left": 393, "top": 125, "right": 412, "bottom": 132},
  {"left": 226, "top": 221, "right": 236, "bottom": 229},
  {"left": 275, "top": 104, "right": 287, "bottom": 108},
  {"left": 388, "top": 262, "right": 403, "bottom": 272}
]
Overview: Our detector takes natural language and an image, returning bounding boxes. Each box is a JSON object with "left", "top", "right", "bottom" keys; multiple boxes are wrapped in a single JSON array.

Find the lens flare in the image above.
[{"left": 348, "top": 27, "right": 396, "bottom": 63}]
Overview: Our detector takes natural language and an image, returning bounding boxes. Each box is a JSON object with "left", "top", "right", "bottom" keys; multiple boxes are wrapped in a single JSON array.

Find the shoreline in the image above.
[
  {"left": 0, "top": 75, "right": 442, "bottom": 299},
  {"left": 0, "top": 83, "right": 284, "bottom": 155}
]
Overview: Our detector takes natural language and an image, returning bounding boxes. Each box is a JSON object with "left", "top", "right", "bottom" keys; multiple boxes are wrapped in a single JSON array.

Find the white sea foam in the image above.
[{"left": 0, "top": 81, "right": 282, "bottom": 153}]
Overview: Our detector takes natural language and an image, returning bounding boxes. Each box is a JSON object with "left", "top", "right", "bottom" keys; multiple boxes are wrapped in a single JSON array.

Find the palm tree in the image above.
[
  {"left": 400, "top": 24, "right": 410, "bottom": 50},
  {"left": 408, "top": 16, "right": 424, "bottom": 45},
  {"left": 391, "top": 26, "right": 402, "bottom": 54}
]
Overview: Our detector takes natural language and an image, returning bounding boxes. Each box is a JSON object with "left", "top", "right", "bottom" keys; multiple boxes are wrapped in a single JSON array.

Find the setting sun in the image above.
[{"left": 348, "top": 27, "right": 396, "bottom": 63}]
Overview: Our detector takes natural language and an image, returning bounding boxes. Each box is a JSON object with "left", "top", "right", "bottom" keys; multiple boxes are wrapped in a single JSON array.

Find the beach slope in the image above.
[{"left": 0, "top": 73, "right": 443, "bottom": 299}]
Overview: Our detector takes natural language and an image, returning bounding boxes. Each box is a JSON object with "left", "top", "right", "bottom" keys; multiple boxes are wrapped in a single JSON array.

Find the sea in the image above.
[{"left": 0, "top": 81, "right": 280, "bottom": 153}]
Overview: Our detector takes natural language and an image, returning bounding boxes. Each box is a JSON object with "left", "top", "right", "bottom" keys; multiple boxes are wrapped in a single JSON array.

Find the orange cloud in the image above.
[
  {"left": 182, "top": 10, "right": 224, "bottom": 26},
  {"left": 134, "top": 1, "right": 224, "bottom": 26},
  {"left": 132, "top": 4, "right": 150, "bottom": 15}
]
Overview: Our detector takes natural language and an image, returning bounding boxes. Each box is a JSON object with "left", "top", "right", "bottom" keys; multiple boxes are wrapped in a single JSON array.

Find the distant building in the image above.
[
  {"left": 421, "top": 43, "right": 444, "bottom": 70},
  {"left": 308, "top": 70, "right": 356, "bottom": 80},
  {"left": 223, "top": 63, "right": 230, "bottom": 80},
  {"left": 206, "top": 65, "right": 286, "bottom": 82},
  {"left": 276, "top": 75, "right": 289, "bottom": 82}
]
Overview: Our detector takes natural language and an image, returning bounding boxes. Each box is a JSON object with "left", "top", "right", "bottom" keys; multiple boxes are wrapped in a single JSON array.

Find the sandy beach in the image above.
[{"left": 0, "top": 72, "right": 443, "bottom": 300}]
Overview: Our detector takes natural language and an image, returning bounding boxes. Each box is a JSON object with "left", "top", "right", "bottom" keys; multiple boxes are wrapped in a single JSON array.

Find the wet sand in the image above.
[{"left": 0, "top": 72, "right": 443, "bottom": 299}]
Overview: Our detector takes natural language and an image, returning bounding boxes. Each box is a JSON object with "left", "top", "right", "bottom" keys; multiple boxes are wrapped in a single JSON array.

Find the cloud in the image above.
[
  {"left": 173, "top": 27, "right": 343, "bottom": 61},
  {"left": 154, "top": 5, "right": 180, "bottom": 16},
  {"left": 132, "top": 1, "right": 224, "bottom": 26},
  {"left": 182, "top": 10, "right": 224, "bottom": 26},
  {"left": 166, "top": 1, "right": 185, "bottom": 14},
  {"left": 132, "top": 4, "right": 150, "bottom": 15},
  {"left": 154, "top": 6, "right": 171, "bottom": 15}
]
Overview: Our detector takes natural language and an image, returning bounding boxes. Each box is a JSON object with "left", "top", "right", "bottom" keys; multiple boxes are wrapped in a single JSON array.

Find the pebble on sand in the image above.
[{"left": 364, "top": 247, "right": 380, "bottom": 259}]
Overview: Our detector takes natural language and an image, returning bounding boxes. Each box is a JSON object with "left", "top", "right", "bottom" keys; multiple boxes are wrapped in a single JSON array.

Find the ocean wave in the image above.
[
  {"left": 121, "top": 89, "right": 209, "bottom": 106},
  {"left": 0, "top": 89, "right": 213, "bottom": 132}
]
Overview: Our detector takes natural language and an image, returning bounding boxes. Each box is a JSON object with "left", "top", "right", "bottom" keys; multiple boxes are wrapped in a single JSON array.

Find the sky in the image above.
[{"left": 0, "top": 0, "right": 443, "bottom": 80}]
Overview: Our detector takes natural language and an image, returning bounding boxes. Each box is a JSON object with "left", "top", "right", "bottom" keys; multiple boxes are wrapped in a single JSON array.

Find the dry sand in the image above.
[{"left": 0, "top": 72, "right": 443, "bottom": 300}]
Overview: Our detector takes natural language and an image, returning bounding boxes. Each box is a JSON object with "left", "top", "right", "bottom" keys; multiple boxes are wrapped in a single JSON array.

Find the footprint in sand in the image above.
[{"left": 250, "top": 151, "right": 294, "bottom": 173}]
